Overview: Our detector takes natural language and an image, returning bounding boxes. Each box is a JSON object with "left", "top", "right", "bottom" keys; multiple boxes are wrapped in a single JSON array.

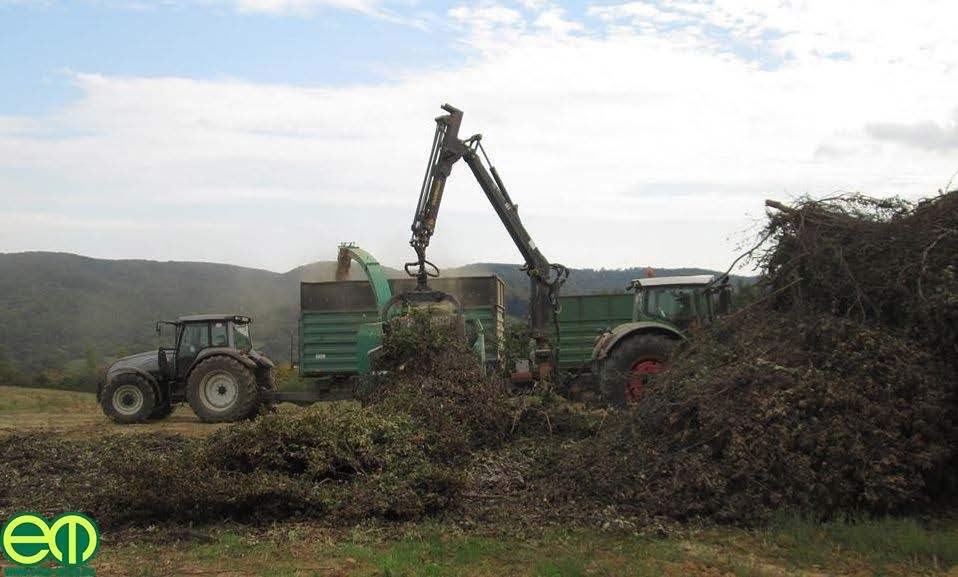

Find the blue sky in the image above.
[
  {"left": 0, "top": 1, "right": 462, "bottom": 114},
  {"left": 1, "top": 0, "right": 956, "bottom": 272}
]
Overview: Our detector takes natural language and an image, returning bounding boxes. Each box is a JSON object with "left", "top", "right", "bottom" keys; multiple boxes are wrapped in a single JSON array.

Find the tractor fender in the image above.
[
  {"left": 245, "top": 349, "right": 275, "bottom": 369},
  {"left": 185, "top": 348, "right": 258, "bottom": 379},
  {"left": 185, "top": 349, "right": 278, "bottom": 392},
  {"left": 592, "top": 321, "right": 685, "bottom": 361},
  {"left": 101, "top": 367, "right": 160, "bottom": 403}
]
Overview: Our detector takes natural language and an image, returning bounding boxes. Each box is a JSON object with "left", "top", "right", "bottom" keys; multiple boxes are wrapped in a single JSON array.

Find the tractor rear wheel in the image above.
[
  {"left": 101, "top": 374, "right": 156, "bottom": 424},
  {"left": 599, "top": 333, "right": 677, "bottom": 407},
  {"left": 187, "top": 356, "right": 260, "bottom": 423}
]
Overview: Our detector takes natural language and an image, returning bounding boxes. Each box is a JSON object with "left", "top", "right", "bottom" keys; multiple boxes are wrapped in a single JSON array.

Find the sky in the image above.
[{"left": 1, "top": 0, "right": 956, "bottom": 273}]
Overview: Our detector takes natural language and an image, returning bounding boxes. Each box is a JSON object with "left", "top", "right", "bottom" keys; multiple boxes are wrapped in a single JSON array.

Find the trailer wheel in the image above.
[
  {"left": 101, "top": 374, "right": 156, "bottom": 424},
  {"left": 187, "top": 356, "right": 260, "bottom": 423},
  {"left": 599, "top": 333, "right": 677, "bottom": 407}
]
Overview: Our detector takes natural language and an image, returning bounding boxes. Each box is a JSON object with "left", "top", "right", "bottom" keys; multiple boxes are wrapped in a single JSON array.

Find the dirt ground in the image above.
[{"left": 0, "top": 385, "right": 235, "bottom": 438}]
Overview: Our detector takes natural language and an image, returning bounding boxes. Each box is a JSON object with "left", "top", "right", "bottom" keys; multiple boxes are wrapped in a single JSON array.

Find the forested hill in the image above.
[
  {"left": 0, "top": 252, "right": 748, "bottom": 377},
  {"left": 0, "top": 252, "right": 378, "bottom": 375}
]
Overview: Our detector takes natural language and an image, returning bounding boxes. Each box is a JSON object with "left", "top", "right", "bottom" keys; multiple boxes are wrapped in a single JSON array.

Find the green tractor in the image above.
[
  {"left": 98, "top": 314, "right": 275, "bottom": 424},
  {"left": 593, "top": 274, "right": 731, "bottom": 405}
]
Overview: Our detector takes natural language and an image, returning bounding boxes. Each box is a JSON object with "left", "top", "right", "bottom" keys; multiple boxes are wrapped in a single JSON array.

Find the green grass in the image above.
[
  {"left": 91, "top": 520, "right": 957, "bottom": 577},
  {"left": 338, "top": 530, "right": 514, "bottom": 577},
  {"left": 190, "top": 532, "right": 250, "bottom": 562},
  {"left": 0, "top": 385, "right": 94, "bottom": 411},
  {"left": 533, "top": 555, "right": 589, "bottom": 577},
  {"left": 764, "top": 511, "right": 958, "bottom": 572}
]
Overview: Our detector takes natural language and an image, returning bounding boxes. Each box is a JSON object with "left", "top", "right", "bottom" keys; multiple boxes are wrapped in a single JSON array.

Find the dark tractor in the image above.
[
  {"left": 593, "top": 275, "right": 732, "bottom": 406},
  {"left": 98, "top": 315, "right": 275, "bottom": 424}
]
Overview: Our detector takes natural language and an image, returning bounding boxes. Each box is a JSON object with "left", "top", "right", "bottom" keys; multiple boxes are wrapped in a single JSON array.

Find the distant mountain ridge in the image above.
[{"left": 0, "top": 252, "right": 747, "bottom": 373}]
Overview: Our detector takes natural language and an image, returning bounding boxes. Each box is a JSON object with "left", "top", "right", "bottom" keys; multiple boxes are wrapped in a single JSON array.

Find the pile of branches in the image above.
[
  {"left": 553, "top": 312, "right": 957, "bottom": 524},
  {"left": 368, "top": 307, "right": 512, "bottom": 453},
  {"left": 540, "top": 190, "right": 958, "bottom": 524},
  {"left": 761, "top": 190, "right": 958, "bottom": 363},
  {"left": 0, "top": 407, "right": 463, "bottom": 527}
]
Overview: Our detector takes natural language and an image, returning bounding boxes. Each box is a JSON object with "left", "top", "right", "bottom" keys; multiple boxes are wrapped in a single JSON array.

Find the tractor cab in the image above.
[
  {"left": 157, "top": 315, "right": 255, "bottom": 379},
  {"left": 629, "top": 275, "right": 731, "bottom": 330}
]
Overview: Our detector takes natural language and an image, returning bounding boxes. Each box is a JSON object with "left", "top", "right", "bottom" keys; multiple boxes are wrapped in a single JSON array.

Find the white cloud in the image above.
[
  {"left": 867, "top": 111, "right": 958, "bottom": 151},
  {"left": 533, "top": 8, "right": 582, "bottom": 34},
  {"left": 2, "top": 0, "right": 957, "bottom": 272}
]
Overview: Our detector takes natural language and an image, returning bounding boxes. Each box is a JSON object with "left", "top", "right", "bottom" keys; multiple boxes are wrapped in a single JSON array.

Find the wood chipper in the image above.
[{"left": 282, "top": 243, "right": 502, "bottom": 404}]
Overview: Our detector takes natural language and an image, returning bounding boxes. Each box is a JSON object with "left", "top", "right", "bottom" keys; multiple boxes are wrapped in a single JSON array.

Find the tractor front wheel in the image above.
[
  {"left": 187, "top": 356, "right": 260, "bottom": 423},
  {"left": 598, "top": 333, "right": 677, "bottom": 407},
  {"left": 101, "top": 374, "right": 157, "bottom": 424}
]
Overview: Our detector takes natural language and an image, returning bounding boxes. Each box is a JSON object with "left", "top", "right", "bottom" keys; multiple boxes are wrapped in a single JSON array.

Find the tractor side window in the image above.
[
  {"left": 211, "top": 322, "right": 229, "bottom": 347},
  {"left": 233, "top": 323, "right": 252, "bottom": 350},
  {"left": 179, "top": 323, "right": 210, "bottom": 356},
  {"left": 644, "top": 288, "right": 698, "bottom": 323}
]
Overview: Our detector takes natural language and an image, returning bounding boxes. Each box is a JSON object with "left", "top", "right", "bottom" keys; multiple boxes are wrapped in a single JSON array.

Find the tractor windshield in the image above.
[
  {"left": 641, "top": 286, "right": 710, "bottom": 328},
  {"left": 233, "top": 322, "right": 252, "bottom": 350}
]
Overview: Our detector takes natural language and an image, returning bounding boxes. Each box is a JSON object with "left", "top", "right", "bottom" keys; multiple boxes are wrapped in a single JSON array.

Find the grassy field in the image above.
[
  {"left": 91, "top": 518, "right": 958, "bottom": 577},
  {"left": 0, "top": 384, "right": 95, "bottom": 412},
  {"left": 0, "top": 385, "right": 227, "bottom": 437},
  {"left": 1, "top": 386, "right": 955, "bottom": 577}
]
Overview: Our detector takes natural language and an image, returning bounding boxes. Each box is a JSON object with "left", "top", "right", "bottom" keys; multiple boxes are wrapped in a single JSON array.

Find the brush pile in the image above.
[
  {"left": 762, "top": 191, "right": 958, "bottom": 364},
  {"left": 0, "top": 406, "right": 463, "bottom": 527},
  {"left": 555, "top": 312, "right": 956, "bottom": 523},
  {"left": 368, "top": 307, "right": 511, "bottom": 453},
  {"left": 551, "top": 190, "right": 958, "bottom": 523}
]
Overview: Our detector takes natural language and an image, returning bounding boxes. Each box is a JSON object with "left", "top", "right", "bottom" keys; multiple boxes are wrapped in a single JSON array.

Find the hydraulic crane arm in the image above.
[{"left": 407, "top": 104, "right": 568, "bottom": 378}]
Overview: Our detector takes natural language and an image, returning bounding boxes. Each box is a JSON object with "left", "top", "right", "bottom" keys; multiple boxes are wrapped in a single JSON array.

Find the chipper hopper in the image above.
[{"left": 286, "top": 243, "right": 502, "bottom": 404}]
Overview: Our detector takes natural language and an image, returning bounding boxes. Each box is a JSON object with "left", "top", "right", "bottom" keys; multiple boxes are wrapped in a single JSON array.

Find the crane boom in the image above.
[{"left": 406, "top": 104, "right": 568, "bottom": 379}]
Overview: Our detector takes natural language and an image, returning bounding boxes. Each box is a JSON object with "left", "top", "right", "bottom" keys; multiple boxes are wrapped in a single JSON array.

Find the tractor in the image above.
[
  {"left": 98, "top": 314, "right": 275, "bottom": 424},
  {"left": 593, "top": 274, "right": 732, "bottom": 405}
]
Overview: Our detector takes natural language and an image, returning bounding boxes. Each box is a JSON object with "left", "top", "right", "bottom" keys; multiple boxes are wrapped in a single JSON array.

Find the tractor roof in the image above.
[
  {"left": 633, "top": 275, "right": 714, "bottom": 288},
  {"left": 176, "top": 314, "right": 252, "bottom": 323}
]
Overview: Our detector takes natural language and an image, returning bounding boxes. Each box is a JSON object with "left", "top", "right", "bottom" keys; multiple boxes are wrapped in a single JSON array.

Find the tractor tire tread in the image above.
[
  {"left": 100, "top": 373, "right": 157, "bottom": 424},
  {"left": 599, "top": 333, "right": 678, "bottom": 407},
  {"left": 186, "top": 356, "right": 260, "bottom": 423}
]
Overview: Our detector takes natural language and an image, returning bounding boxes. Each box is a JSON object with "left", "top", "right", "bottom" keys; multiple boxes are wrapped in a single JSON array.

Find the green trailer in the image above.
[
  {"left": 264, "top": 244, "right": 505, "bottom": 405},
  {"left": 550, "top": 293, "right": 634, "bottom": 372},
  {"left": 299, "top": 276, "right": 506, "bottom": 378}
]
